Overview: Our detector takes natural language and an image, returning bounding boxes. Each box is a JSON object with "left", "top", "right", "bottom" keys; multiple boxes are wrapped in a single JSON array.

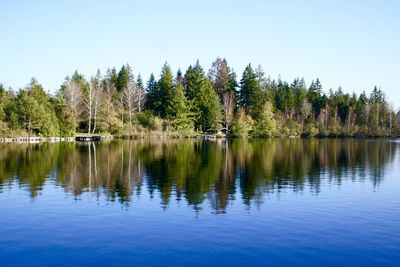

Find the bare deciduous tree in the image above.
[
  {"left": 364, "top": 103, "right": 371, "bottom": 124},
  {"left": 91, "top": 80, "right": 102, "bottom": 134},
  {"left": 301, "top": 99, "right": 312, "bottom": 121},
  {"left": 84, "top": 75, "right": 102, "bottom": 134},
  {"left": 104, "top": 77, "right": 116, "bottom": 131},
  {"left": 135, "top": 75, "right": 146, "bottom": 113},
  {"left": 122, "top": 79, "right": 136, "bottom": 128},
  {"left": 63, "top": 80, "right": 82, "bottom": 115},
  {"left": 223, "top": 91, "right": 235, "bottom": 130}
]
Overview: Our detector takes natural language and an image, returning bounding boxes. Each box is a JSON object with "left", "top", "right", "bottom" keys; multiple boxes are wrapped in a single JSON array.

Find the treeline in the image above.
[{"left": 0, "top": 58, "right": 399, "bottom": 137}]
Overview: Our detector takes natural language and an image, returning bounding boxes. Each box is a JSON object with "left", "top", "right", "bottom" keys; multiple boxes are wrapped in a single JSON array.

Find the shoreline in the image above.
[{"left": 1, "top": 134, "right": 399, "bottom": 143}]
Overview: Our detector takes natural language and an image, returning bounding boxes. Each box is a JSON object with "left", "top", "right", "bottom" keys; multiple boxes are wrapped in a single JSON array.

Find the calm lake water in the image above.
[{"left": 0, "top": 139, "right": 399, "bottom": 266}]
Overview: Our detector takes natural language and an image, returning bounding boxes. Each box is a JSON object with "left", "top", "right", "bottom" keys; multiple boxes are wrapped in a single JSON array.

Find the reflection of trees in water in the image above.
[
  {"left": 0, "top": 139, "right": 397, "bottom": 211},
  {"left": 0, "top": 143, "right": 73, "bottom": 197}
]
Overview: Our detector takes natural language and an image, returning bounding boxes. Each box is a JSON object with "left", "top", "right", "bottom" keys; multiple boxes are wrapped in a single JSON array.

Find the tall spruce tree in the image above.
[
  {"left": 184, "top": 60, "right": 205, "bottom": 101},
  {"left": 157, "top": 63, "right": 174, "bottom": 118},
  {"left": 167, "top": 83, "right": 193, "bottom": 131},
  {"left": 198, "top": 78, "right": 223, "bottom": 132},
  {"left": 145, "top": 73, "right": 159, "bottom": 112},
  {"left": 238, "top": 64, "right": 261, "bottom": 116}
]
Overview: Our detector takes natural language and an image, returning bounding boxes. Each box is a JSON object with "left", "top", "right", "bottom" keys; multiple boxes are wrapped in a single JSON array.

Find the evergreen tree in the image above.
[
  {"left": 198, "top": 79, "right": 223, "bottom": 132},
  {"left": 16, "top": 78, "right": 59, "bottom": 136},
  {"left": 167, "top": 83, "right": 194, "bottom": 131},
  {"left": 291, "top": 78, "right": 307, "bottom": 119},
  {"left": 117, "top": 64, "right": 133, "bottom": 92},
  {"left": 184, "top": 60, "right": 205, "bottom": 101},
  {"left": 157, "top": 63, "right": 174, "bottom": 118},
  {"left": 307, "top": 78, "right": 325, "bottom": 117},
  {"left": 0, "top": 84, "right": 16, "bottom": 133},
  {"left": 176, "top": 69, "right": 184, "bottom": 85},
  {"left": 145, "top": 73, "right": 159, "bottom": 112},
  {"left": 184, "top": 60, "right": 207, "bottom": 130},
  {"left": 0, "top": 61, "right": 399, "bottom": 138},
  {"left": 238, "top": 64, "right": 261, "bottom": 116},
  {"left": 54, "top": 94, "right": 78, "bottom": 136}
]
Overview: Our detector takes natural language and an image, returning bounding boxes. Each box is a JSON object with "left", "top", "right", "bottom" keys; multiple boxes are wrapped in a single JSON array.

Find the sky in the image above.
[{"left": 1, "top": 0, "right": 399, "bottom": 108}]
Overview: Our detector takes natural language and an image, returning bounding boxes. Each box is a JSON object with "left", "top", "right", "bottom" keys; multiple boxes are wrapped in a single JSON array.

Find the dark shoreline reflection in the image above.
[{"left": 0, "top": 139, "right": 397, "bottom": 212}]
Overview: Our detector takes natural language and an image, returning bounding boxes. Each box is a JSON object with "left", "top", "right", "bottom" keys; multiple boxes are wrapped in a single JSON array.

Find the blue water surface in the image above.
[{"left": 0, "top": 139, "right": 399, "bottom": 266}]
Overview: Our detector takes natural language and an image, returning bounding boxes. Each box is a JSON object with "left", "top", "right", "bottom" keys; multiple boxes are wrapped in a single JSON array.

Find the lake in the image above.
[{"left": 0, "top": 139, "right": 399, "bottom": 266}]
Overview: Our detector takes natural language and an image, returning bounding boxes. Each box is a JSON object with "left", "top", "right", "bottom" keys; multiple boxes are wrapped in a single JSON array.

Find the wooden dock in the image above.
[
  {"left": 196, "top": 134, "right": 217, "bottom": 140},
  {"left": 75, "top": 135, "right": 110, "bottom": 142}
]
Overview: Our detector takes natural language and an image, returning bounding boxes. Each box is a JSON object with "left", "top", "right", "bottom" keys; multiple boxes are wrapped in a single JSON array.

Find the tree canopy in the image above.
[{"left": 0, "top": 59, "right": 399, "bottom": 138}]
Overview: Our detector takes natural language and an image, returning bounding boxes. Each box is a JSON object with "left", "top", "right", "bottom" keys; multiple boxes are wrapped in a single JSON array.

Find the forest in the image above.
[{"left": 0, "top": 58, "right": 399, "bottom": 138}]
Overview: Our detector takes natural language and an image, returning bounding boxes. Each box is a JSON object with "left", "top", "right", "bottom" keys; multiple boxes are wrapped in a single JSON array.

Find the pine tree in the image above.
[
  {"left": 167, "top": 83, "right": 194, "bottom": 131},
  {"left": 145, "top": 73, "right": 159, "bottom": 112},
  {"left": 117, "top": 64, "right": 133, "bottom": 92},
  {"left": 238, "top": 64, "right": 261, "bottom": 116},
  {"left": 198, "top": 79, "right": 223, "bottom": 132},
  {"left": 54, "top": 93, "right": 78, "bottom": 136},
  {"left": 184, "top": 60, "right": 207, "bottom": 130},
  {"left": 176, "top": 69, "right": 184, "bottom": 85},
  {"left": 184, "top": 60, "right": 205, "bottom": 101},
  {"left": 158, "top": 63, "right": 174, "bottom": 118},
  {"left": 307, "top": 78, "right": 325, "bottom": 117}
]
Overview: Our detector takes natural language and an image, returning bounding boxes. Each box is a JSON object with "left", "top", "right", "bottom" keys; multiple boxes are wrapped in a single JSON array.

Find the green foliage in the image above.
[
  {"left": 145, "top": 73, "right": 158, "bottom": 111},
  {"left": 1, "top": 61, "right": 399, "bottom": 138},
  {"left": 167, "top": 84, "right": 194, "bottom": 132},
  {"left": 252, "top": 102, "right": 277, "bottom": 137},
  {"left": 282, "top": 120, "right": 302, "bottom": 137},
  {"left": 117, "top": 64, "right": 130, "bottom": 92},
  {"left": 197, "top": 79, "right": 223, "bottom": 132},
  {"left": 157, "top": 63, "right": 174, "bottom": 118},
  {"left": 238, "top": 64, "right": 262, "bottom": 115},
  {"left": 16, "top": 79, "right": 59, "bottom": 136},
  {"left": 184, "top": 60, "right": 223, "bottom": 132},
  {"left": 230, "top": 108, "right": 253, "bottom": 137},
  {"left": 136, "top": 111, "right": 163, "bottom": 131},
  {"left": 137, "top": 110, "right": 153, "bottom": 128},
  {"left": 54, "top": 95, "right": 77, "bottom": 137},
  {"left": 184, "top": 60, "right": 205, "bottom": 101},
  {"left": 149, "top": 116, "right": 163, "bottom": 131},
  {"left": 303, "top": 123, "right": 319, "bottom": 137}
]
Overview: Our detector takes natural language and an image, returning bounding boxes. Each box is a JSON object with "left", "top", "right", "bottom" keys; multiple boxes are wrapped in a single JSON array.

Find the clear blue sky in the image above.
[{"left": 1, "top": 0, "right": 399, "bottom": 107}]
